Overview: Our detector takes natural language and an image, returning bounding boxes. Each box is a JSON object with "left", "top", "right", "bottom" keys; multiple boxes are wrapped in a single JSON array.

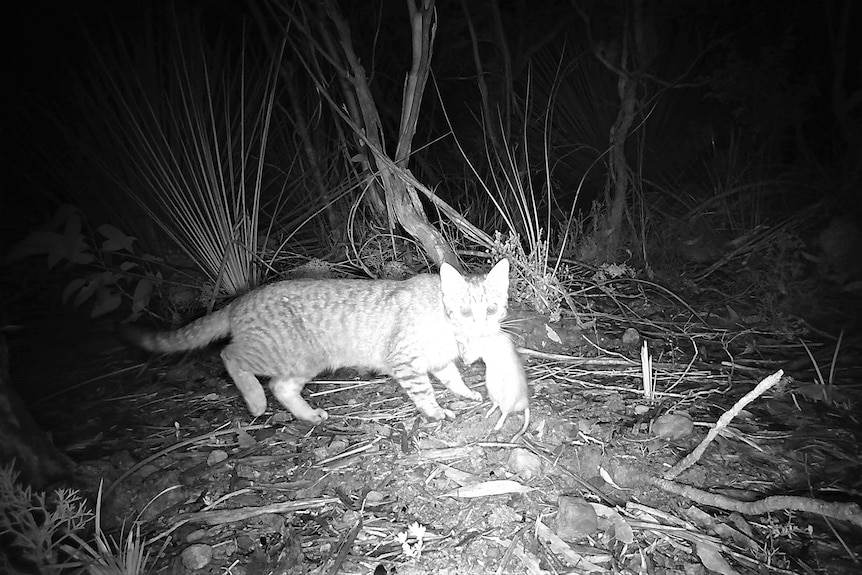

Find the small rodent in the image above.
[{"left": 464, "top": 333, "right": 530, "bottom": 441}]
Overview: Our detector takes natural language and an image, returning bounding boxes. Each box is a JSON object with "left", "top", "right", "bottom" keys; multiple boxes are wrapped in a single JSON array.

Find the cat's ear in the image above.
[
  {"left": 440, "top": 262, "right": 466, "bottom": 292},
  {"left": 486, "top": 258, "right": 510, "bottom": 292}
]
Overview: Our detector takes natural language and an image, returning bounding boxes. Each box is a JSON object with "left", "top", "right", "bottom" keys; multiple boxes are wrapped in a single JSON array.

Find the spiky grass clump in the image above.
[
  {"left": 442, "top": 74, "right": 579, "bottom": 319},
  {"left": 62, "top": 482, "right": 151, "bottom": 575},
  {"left": 75, "top": 13, "right": 295, "bottom": 302},
  {"left": 0, "top": 464, "right": 151, "bottom": 575},
  {"left": 0, "top": 463, "right": 92, "bottom": 573}
]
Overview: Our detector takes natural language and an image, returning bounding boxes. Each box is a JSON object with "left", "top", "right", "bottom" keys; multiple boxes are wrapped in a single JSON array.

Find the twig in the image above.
[
  {"left": 495, "top": 524, "right": 530, "bottom": 575},
  {"left": 517, "top": 347, "right": 637, "bottom": 366},
  {"left": 176, "top": 497, "right": 339, "bottom": 525},
  {"left": 105, "top": 424, "right": 273, "bottom": 496},
  {"left": 326, "top": 517, "right": 363, "bottom": 575},
  {"left": 664, "top": 370, "right": 783, "bottom": 480},
  {"left": 651, "top": 477, "right": 862, "bottom": 529}
]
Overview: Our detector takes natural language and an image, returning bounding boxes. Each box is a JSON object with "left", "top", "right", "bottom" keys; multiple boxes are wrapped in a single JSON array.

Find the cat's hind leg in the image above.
[
  {"left": 270, "top": 376, "right": 328, "bottom": 424},
  {"left": 391, "top": 363, "right": 453, "bottom": 421},
  {"left": 221, "top": 350, "right": 268, "bottom": 416},
  {"left": 432, "top": 362, "right": 482, "bottom": 402}
]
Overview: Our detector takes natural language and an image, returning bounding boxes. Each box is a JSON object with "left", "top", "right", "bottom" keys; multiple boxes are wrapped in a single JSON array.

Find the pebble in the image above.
[
  {"left": 555, "top": 496, "right": 598, "bottom": 540},
  {"left": 652, "top": 413, "right": 694, "bottom": 440},
  {"left": 507, "top": 448, "right": 541, "bottom": 480},
  {"left": 181, "top": 543, "right": 213, "bottom": 570}
]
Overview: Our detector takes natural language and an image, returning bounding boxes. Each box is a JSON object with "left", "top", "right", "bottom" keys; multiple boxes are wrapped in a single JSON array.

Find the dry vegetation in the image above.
[{"left": 2, "top": 1, "right": 861, "bottom": 574}]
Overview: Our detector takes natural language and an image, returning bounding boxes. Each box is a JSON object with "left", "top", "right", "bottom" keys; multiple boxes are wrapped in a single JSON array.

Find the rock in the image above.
[
  {"left": 207, "top": 449, "right": 228, "bottom": 466},
  {"left": 652, "top": 413, "right": 694, "bottom": 440},
  {"left": 366, "top": 490, "right": 386, "bottom": 503},
  {"left": 556, "top": 496, "right": 598, "bottom": 540},
  {"left": 621, "top": 328, "right": 641, "bottom": 349},
  {"left": 507, "top": 448, "right": 541, "bottom": 480},
  {"left": 181, "top": 543, "right": 213, "bottom": 570},
  {"left": 185, "top": 529, "right": 208, "bottom": 543}
]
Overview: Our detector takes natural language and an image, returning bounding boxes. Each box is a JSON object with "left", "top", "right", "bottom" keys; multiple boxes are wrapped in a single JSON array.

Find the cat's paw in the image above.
[
  {"left": 302, "top": 408, "right": 329, "bottom": 426},
  {"left": 246, "top": 397, "right": 268, "bottom": 417},
  {"left": 420, "top": 404, "right": 455, "bottom": 421},
  {"left": 464, "top": 390, "right": 483, "bottom": 402}
]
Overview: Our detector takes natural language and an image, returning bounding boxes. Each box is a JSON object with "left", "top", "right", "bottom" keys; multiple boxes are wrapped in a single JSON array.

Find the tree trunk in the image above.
[
  {"left": 604, "top": 71, "right": 638, "bottom": 259},
  {"left": 0, "top": 333, "right": 73, "bottom": 490},
  {"left": 590, "top": 0, "right": 654, "bottom": 261}
]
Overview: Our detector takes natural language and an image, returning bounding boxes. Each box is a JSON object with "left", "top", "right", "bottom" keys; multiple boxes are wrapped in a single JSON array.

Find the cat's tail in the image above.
[{"left": 118, "top": 305, "right": 233, "bottom": 353}]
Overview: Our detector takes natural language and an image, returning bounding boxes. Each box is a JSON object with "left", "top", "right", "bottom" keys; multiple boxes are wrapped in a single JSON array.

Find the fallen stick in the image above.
[
  {"left": 651, "top": 477, "right": 862, "bottom": 529},
  {"left": 664, "top": 369, "right": 784, "bottom": 481}
]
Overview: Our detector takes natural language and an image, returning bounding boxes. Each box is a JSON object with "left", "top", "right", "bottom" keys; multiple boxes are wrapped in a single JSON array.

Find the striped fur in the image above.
[{"left": 122, "top": 260, "right": 511, "bottom": 424}]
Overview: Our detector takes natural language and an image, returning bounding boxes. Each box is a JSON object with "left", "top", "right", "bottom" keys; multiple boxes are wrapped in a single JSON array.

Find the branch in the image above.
[
  {"left": 396, "top": 0, "right": 436, "bottom": 165},
  {"left": 664, "top": 370, "right": 784, "bottom": 481}
]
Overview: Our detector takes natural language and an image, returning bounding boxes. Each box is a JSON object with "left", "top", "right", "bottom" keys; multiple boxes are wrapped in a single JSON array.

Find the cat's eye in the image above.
[
  {"left": 486, "top": 304, "right": 498, "bottom": 315},
  {"left": 460, "top": 307, "right": 473, "bottom": 317}
]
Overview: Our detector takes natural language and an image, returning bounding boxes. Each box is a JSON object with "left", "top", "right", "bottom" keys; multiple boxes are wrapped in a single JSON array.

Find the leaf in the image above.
[
  {"left": 48, "top": 234, "right": 90, "bottom": 268},
  {"left": 131, "top": 278, "right": 153, "bottom": 314},
  {"left": 545, "top": 324, "right": 562, "bottom": 344},
  {"left": 725, "top": 305, "right": 740, "bottom": 322},
  {"left": 535, "top": 520, "right": 606, "bottom": 572},
  {"left": 442, "top": 479, "right": 532, "bottom": 499},
  {"left": 695, "top": 541, "right": 739, "bottom": 575},
  {"left": 101, "top": 240, "right": 123, "bottom": 252},
  {"left": 6, "top": 231, "right": 65, "bottom": 262},
  {"left": 119, "top": 261, "right": 138, "bottom": 272},
  {"left": 91, "top": 289, "right": 122, "bottom": 318},
  {"left": 591, "top": 503, "right": 634, "bottom": 545},
  {"left": 62, "top": 278, "right": 86, "bottom": 305},
  {"left": 97, "top": 224, "right": 136, "bottom": 253},
  {"left": 69, "top": 246, "right": 94, "bottom": 265},
  {"left": 439, "top": 464, "right": 477, "bottom": 486},
  {"left": 236, "top": 428, "right": 256, "bottom": 449},
  {"left": 599, "top": 466, "right": 624, "bottom": 490},
  {"left": 72, "top": 274, "right": 105, "bottom": 308}
]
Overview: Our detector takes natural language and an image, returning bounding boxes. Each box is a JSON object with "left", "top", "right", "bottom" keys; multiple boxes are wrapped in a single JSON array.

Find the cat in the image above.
[{"left": 121, "top": 260, "right": 511, "bottom": 424}]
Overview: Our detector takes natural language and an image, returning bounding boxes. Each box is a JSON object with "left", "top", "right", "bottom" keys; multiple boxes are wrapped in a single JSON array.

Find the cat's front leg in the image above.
[
  {"left": 391, "top": 368, "right": 454, "bottom": 420},
  {"left": 270, "top": 377, "right": 329, "bottom": 424},
  {"left": 432, "top": 362, "right": 482, "bottom": 402}
]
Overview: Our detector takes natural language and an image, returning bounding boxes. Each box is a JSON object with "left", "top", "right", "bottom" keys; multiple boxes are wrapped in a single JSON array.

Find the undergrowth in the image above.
[
  {"left": 0, "top": 462, "right": 150, "bottom": 575},
  {"left": 7, "top": 206, "right": 162, "bottom": 322}
]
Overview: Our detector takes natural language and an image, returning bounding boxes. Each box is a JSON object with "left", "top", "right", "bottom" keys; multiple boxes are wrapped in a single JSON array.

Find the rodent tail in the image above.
[
  {"left": 511, "top": 407, "right": 531, "bottom": 442},
  {"left": 118, "top": 305, "right": 232, "bottom": 353}
]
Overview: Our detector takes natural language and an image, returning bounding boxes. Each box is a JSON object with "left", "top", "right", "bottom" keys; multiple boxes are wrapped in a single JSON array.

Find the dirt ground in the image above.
[{"left": 9, "top": 296, "right": 862, "bottom": 574}]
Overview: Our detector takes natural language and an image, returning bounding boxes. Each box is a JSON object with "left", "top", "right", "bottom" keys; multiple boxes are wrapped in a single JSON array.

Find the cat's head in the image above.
[{"left": 440, "top": 259, "right": 509, "bottom": 338}]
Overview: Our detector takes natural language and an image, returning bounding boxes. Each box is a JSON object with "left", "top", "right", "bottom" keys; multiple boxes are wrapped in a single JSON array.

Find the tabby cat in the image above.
[{"left": 122, "top": 260, "right": 512, "bottom": 424}]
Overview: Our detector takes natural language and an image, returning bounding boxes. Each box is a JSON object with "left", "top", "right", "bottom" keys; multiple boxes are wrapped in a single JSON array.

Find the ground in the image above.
[{"left": 5, "top": 291, "right": 862, "bottom": 574}]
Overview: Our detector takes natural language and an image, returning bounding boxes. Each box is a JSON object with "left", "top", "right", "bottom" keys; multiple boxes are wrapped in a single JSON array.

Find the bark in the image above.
[
  {"left": 588, "top": 0, "right": 655, "bottom": 261},
  {"left": 0, "top": 333, "right": 74, "bottom": 490},
  {"left": 270, "top": 0, "right": 461, "bottom": 269},
  {"left": 326, "top": 0, "right": 458, "bottom": 269}
]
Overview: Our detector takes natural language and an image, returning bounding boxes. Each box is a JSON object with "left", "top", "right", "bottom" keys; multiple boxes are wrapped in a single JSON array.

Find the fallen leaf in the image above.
[{"left": 442, "top": 479, "right": 532, "bottom": 499}]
